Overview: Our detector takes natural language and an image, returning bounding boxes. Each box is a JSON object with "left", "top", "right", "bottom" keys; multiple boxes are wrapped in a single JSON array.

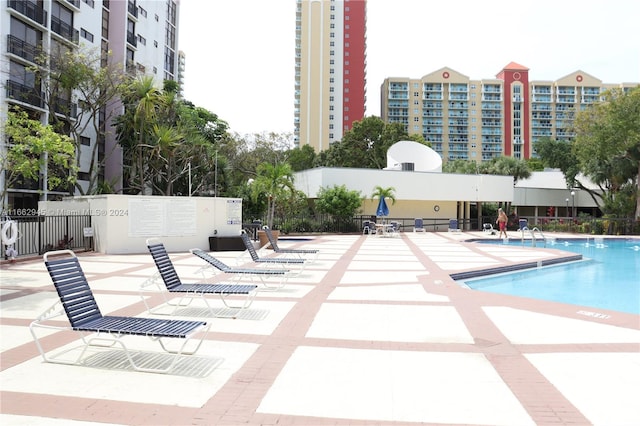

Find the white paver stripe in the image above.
[
  {"left": 258, "top": 346, "right": 534, "bottom": 425},
  {"left": 484, "top": 306, "right": 640, "bottom": 344},
  {"left": 307, "top": 303, "right": 473, "bottom": 343},
  {"left": 526, "top": 352, "right": 640, "bottom": 426}
]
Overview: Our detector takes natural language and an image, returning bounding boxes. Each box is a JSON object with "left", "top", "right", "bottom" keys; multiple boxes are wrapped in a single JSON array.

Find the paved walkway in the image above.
[{"left": 1, "top": 231, "right": 639, "bottom": 425}]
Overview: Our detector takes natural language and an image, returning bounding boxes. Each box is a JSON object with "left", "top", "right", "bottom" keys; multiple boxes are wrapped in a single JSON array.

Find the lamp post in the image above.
[
  {"left": 565, "top": 198, "right": 569, "bottom": 218},
  {"left": 571, "top": 191, "right": 575, "bottom": 220}
]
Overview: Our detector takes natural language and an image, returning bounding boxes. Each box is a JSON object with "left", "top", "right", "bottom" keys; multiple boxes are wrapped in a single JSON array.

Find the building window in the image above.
[
  {"left": 153, "top": 66, "right": 157, "bottom": 74},
  {"left": 138, "top": 34, "right": 146, "bottom": 45},
  {"left": 414, "top": 117, "right": 419, "bottom": 122},
  {"left": 329, "top": 96, "right": 334, "bottom": 101},
  {"left": 82, "top": 0, "right": 95, "bottom": 8},
  {"left": 154, "top": 40, "right": 158, "bottom": 47},
  {"left": 80, "top": 28, "right": 94, "bottom": 42},
  {"left": 139, "top": 6, "right": 147, "bottom": 17},
  {"left": 414, "top": 91, "right": 419, "bottom": 97},
  {"left": 78, "top": 172, "right": 90, "bottom": 180},
  {"left": 155, "top": 14, "right": 159, "bottom": 21},
  {"left": 80, "top": 136, "right": 91, "bottom": 146},
  {"left": 329, "top": 87, "right": 334, "bottom": 92}
]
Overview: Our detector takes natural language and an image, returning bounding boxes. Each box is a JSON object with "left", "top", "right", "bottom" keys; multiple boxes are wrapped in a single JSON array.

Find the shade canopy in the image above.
[{"left": 376, "top": 197, "right": 389, "bottom": 217}]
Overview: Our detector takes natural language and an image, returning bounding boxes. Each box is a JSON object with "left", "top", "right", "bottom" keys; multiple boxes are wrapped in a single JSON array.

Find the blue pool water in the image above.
[{"left": 462, "top": 238, "right": 640, "bottom": 314}]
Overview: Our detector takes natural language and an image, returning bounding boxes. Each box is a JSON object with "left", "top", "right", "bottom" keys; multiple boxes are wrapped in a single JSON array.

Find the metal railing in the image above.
[{"left": 1, "top": 215, "right": 91, "bottom": 260}]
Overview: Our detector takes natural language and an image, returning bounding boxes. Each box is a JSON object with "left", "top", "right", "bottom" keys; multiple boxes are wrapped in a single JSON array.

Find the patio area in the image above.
[{"left": 1, "top": 231, "right": 639, "bottom": 425}]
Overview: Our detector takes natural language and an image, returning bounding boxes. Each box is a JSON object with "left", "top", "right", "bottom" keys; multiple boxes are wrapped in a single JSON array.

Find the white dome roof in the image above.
[{"left": 385, "top": 140, "right": 442, "bottom": 172}]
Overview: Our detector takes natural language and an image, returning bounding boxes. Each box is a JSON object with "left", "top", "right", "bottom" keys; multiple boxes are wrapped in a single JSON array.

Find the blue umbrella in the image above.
[{"left": 376, "top": 196, "right": 389, "bottom": 217}]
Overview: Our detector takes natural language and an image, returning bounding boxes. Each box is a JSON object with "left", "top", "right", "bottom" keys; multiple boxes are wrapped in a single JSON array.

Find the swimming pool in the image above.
[{"left": 460, "top": 238, "right": 640, "bottom": 315}]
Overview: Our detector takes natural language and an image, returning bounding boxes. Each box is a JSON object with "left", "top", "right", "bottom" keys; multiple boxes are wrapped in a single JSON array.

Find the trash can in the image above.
[{"left": 519, "top": 219, "right": 528, "bottom": 230}]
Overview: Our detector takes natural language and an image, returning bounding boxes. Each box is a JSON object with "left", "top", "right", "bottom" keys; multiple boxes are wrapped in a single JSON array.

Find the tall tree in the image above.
[
  {"left": 573, "top": 87, "right": 640, "bottom": 218},
  {"left": 37, "top": 46, "right": 125, "bottom": 194},
  {"left": 315, "top": 116, "right": 414, "bottom": 169},
  {"left": 116, "top": 76, "right": 165, "bottom": 194},
  {"left": 250, "top": 162, "right": 295, "bottom": 229},
  {"left": 1, "top": 109, "right": 77, "bottom": 208}
]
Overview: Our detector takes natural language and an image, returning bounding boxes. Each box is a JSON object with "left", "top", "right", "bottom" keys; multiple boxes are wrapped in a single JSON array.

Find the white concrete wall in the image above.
[
  {"left": 294, "top": 167, "right": 514, "bottom": 202},
  {"left": 39, "top": 195, "right": 242, "bottom": 254}
]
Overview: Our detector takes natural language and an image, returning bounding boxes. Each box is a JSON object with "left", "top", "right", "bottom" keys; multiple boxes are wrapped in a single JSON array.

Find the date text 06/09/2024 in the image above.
[{"left": 2, "top": 209, "right": 128, "bottom": 217}]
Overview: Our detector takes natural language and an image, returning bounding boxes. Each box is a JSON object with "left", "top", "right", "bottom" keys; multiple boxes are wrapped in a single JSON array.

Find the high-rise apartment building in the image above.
[
  {"left": 381, "top": 62, "right": 638, "bottom": 163},
  {"left": 1, "top": 0, "right": 180, "bottom": 210},
  {"left": 295, "top": 0, "right": 367, "bottom": 152}
]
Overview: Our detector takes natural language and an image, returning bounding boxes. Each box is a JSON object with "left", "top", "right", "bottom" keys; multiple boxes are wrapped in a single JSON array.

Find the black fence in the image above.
[
  {"left": 2, "top": 215, "right": 92, "bottom": 260},
  {"left": 4, "top": 213, "right": 637, "bottom": 261}
]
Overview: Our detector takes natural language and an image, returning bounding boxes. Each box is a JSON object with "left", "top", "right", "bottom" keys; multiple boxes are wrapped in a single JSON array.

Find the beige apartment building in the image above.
[
  {"left": 295, "top": 0, "right": 367, "bottom": 152},
  {"left": 381, "top": 62, "right": 638, "bottom": 163}
]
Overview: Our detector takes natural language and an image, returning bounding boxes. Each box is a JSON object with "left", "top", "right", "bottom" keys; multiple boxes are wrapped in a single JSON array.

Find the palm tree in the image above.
[
  {"left": 116, "top": 76, "right": 164, "bottom": 194},
  {"left": 251, "top": 162, "right": 295, "bottom": 229},
  {"left": 370, "top": 185, "right": 396, "bottom": 219}
]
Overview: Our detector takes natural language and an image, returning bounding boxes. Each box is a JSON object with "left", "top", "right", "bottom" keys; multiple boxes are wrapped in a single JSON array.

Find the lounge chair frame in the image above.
[
  {"left": 261, "top": 226, "right": 319, "bottom": 262},
  {"left": 413, "top": 218, "right": 426, "bottom": 233},
  {"left": 145, "top": 239, "right": 258, "bottom": 317},
  {"left": 190, "top": 248, "right": 290, "bottom": 290},
  {"left": 30, "top": 250, "right": 210, "bottom": 374}
]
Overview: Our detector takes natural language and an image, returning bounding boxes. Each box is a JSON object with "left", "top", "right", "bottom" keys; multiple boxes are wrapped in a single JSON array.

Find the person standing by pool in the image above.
[{"left": 496, "top": 208, "right": 508, "bottom": 238}]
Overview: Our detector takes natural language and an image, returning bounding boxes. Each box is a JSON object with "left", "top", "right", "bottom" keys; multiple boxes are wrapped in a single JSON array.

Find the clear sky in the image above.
[{"left": 179, "top": 0, "right": 639, "bottom": 136}]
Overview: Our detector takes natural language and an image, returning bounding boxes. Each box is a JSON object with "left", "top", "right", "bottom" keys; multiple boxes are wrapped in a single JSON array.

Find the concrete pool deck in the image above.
[{"left": 1, "top": 231, "right": 639, "bottom": 425}]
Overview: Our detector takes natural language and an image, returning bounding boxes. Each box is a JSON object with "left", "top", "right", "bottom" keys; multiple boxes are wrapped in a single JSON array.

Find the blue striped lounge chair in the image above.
[
  {"left": 261, "top": 226, "right": 319, "bottom": 262},
  {"left": 30, "top": 250, "right": 210, "bottom": 374},
  {"left": 145, "top": 239, "right": 258, "bottom": 317},
  {"left": 190, "top": 248, "right": 290, "bottom": 290},
  {"left": 239, "top": 230, "right": 306, "bottom": 275}
]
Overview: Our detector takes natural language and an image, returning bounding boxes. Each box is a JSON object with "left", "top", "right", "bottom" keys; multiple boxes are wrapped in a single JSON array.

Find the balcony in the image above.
[
  {"left": 5, "top": 79, "right": 44, "bottom": 108},
  {"left": 128, "top": 0, "right": 138, "bottom": 18},
  {"left": 8, "top": 0, "right": 47, "bottom": 26},
  {"left": 7, "top": 35, "right": 41, "bottom": 63},
  {"left": 532, "top": 86, "right": 552, "bottom": 94},
  {"left": 482, "top": 95, "right": 502, "bottom": 102},
  {"left": 482, "top": 85, "right": 502, "bottom": 93},
  {"left": 534, "top": 95, "right": 553, "bottom": 103},
  {"left": 126, "top": 31, "right": 137, "bottom": 47},
  {"left": 52, "top": 96, "right": 78, "bottom": 118},
  {"left": 51, "top": 16, "right": 79, "bottom": 44},
  {"left": 424, "top": 93, "right": 443, "bottom": 100}
]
